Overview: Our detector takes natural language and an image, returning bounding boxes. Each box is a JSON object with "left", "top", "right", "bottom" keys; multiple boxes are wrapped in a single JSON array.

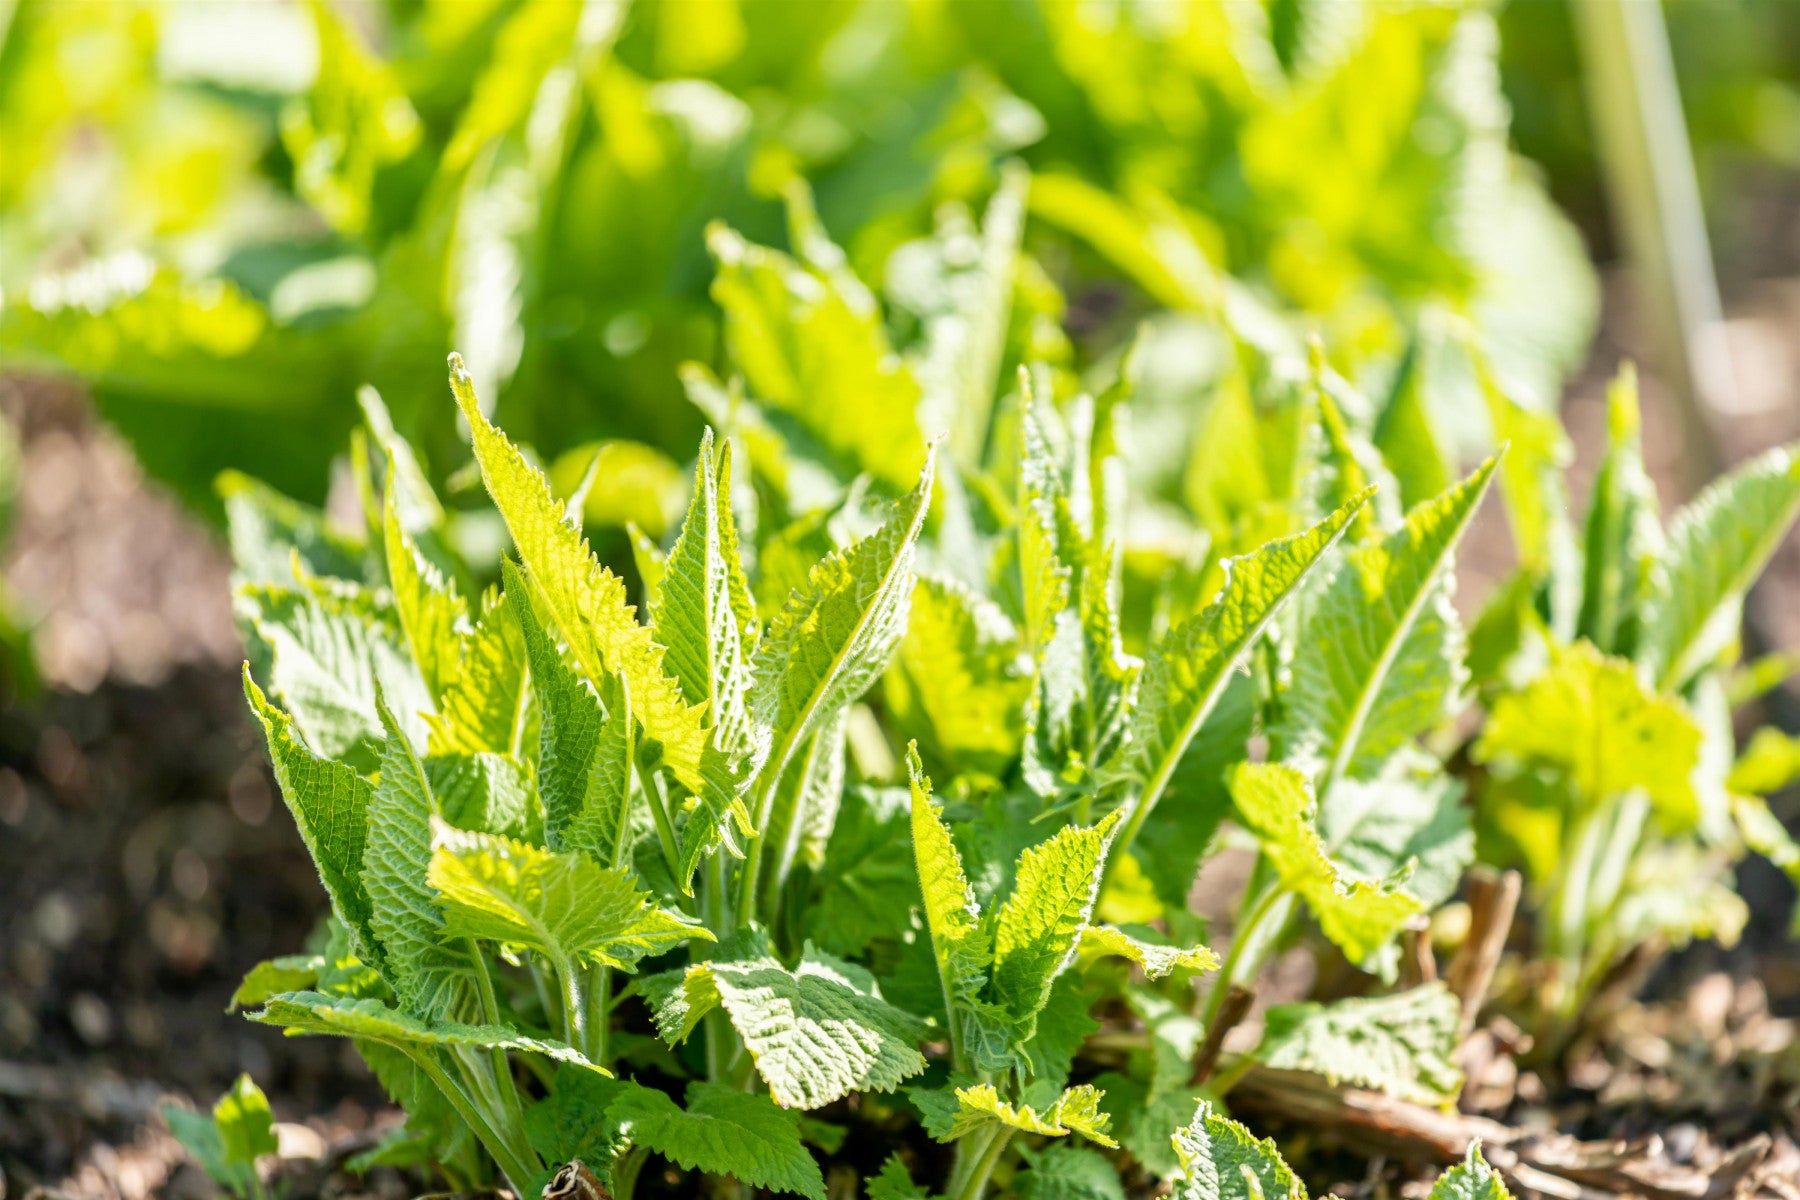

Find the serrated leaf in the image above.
[
  {"left": 1079, "top": 925, "right": 1219, "bottom": 980},
  {"left": 1577, "top": 368, "right": 1661, "bottom": 657},
  {"left": 640, "top": 930, "right": 927, "bottom": 1110},
  {"left": 944, "top": 1083, "right": 1117, "bottom": 1148},
  {"left": 1475, "top": 641, "right": 1702, "bottom": 829},
  {"left": 906, "top": 748, "right": 1013, "bottom": 1068},
  {"left": 748, "top": 453, "right": 933, "bottom": 863},
  {"left": 1109, "top": 492, "right": 1368, "bottom": 849},
  {"left": 804, "top": 786, "right": 916, "bottom": 955},
  {"left": 429, "top": 827, "right": 709, "bottom": 973},
  {"left": 383, "top": 467, "right": 467, "bottom": 702},
  {"left": 426, "top": 751, "right": 538, "bottom": 842},
  {"left": 1021, "top": 975, "right": 1101, "bottom": 1087},
  {"left": 524, "top": 1067, "right": 628, "bottom": 1178},
  {"left": 425, "top": 587, "right": 531, "bottom": 757},
  {"left": 1255, "top": 983, "right": 1462, "bottom": 1105},
  {"left": 885, "top": 575, "right": 1030, "bottom": 781},
  {"left": 509, "top": 560, "right": 633, "bottom": 867},
  {"left": 1646, "top": 442, "right": 1800, "bottom": 690},
  {"left": 867, "top": 1153, "right": 929, "bottom": 1200},
  {"left": 452, "top": 356, "right": 710, "bottom": 796},
  {"left": 1428, "top": 1142, "right": 1513, "bottom": 1200},
  {"left": 248, "top": 990, "right": 604, "bottom": 1071},
  {"left": 660, "top": 429, "right": 759, "bottom": 758},
  {"left": 610, "top": 1081, "right": 825, "bottom": 1200},
  {"left": 1229, "top": 763, "right": 1422, "bottom": 962},
  {"left": 1017, "top": 1144, "right": 1129, "bottom": 1200},
  {"left": 238, "top": 583, "right": 430, "bottom": 765},
  {"left": 1168, "top": 1099, "right": 1303, "bottom": 1200},
  {"left": 220, "top": 471, "right": 364, "bottom": 587},
  {"left": 1276, "top": 457, "right": 1498, "bottom": 790},
  {"left": 244, "top": 669, "right": 383, "bottom": 973},
  {"left": 213, "top": 1074, "right": 278, "bottom": 1166},
  {"left": 992, "top": 811, "right": 1121, "bottom": 1025},
  {"left": 365, "top": 697, "right": 466, "bottom": 1018}
]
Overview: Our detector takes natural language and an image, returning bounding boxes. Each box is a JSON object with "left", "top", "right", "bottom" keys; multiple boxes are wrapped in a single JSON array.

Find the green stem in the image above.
[
  {"left": 409, "top": 1047, "right": 542, "bottom": 1195},
  {"left": 466, "top": 939, "right": 525, "bottom": 1125},
  {"left": 589, "top": 962, "right": 612, "bottom": 1068},
  {"left": 1202, "top": 860, "right": 1287, "bottom": 1029},
  {"left": 612, "top": 1146, "right": 649, "bottom": 1200},
  {"left": 701, "top": 852, "right": 736, "bottom": 1083},
  {"left": 954, "top": 1127, "right": 1014, "bottom": 1200},
  {"left": 735, "top": 724, "right": 808, "bottom": 927},
  {"left": 558, "top": 955, "right": 588, "bottom": 1058},
  {"left": 645, "top": 771, "right": 684, "bottom": 883},
  {"left": 529, "top": 958, "right": 560, "bottom": 1032}
]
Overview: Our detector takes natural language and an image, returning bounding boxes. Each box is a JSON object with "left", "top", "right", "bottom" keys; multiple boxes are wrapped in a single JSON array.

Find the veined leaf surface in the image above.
[
  {"left": 509, "top": 561, "right": 632, "bottom": 867},
  {"left": 429, "top": 827, "right": 709, "bottom": 972},
  {"left": 383, "top": 467, "right": 467, "bottom": 702},
  {"left": 1427, "top": 1143, "right": 1513, "bottom": 1200},
  {"left": 248, "top": 990, "right": 604, "bottom": 1072},
  {"left": 1169, "top": 1100, "right": 1304, "bottom": 1200},
  {"left": 992, "top": 811, "right": 1120, "bottom": 1025},
  {"left": 1275, "top": 457, "right": 1498, "bottom": 791},
  {"left": 425, "top": 586, "right": 531, "bottom": 756},
  {"left": 1645, "top": 442, "right": 1800, "bottom": 690},
  {"left": 1254, "top": 984, "right": 1462, "bottom": 1106},
  {"left": 245, "top": 669, "right": 383, "bottom": 973},
  {"left": 1108, "top": 490, "right": 1370, "bottom": 845},
  {"left": 364, "top": 696, "right": 465, "bottom": 1018},
  {"left": 608, "top": 1081, "right": 826, "bottom": 1200},
  {"left": 659, "top": 429, "right": 759, "bottom": 758},
  {"left": 452, "top": 355, "right": 710, "bottom": 795},
  {"left": 1229, "top": 763, "right": 1422, "bottom": 962},
  {"left": 239, "top": 582, "right": 430, "bottom": 764},
  {"left": 751, "top": 452, "right": 933, "bottom": 813},
  {"left": 938, "top": 1083, "right": 1116, "bottom": 1148},
  {"left": 639, "top": 930, "right": 927, "bottom": 1110}
]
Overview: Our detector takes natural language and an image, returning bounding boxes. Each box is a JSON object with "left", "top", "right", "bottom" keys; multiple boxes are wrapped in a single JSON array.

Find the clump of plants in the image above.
[{"left": 222, "top": 184, "right": 1800, "bottom": 1198}]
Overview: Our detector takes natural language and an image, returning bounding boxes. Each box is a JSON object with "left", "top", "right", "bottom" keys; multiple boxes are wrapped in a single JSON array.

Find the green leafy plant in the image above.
[
  {"left": 1467, "top": 366, "right": 1800, "bottom": 1046},
  {"left": 163, "top": 1075, "right": 280, "bottom": 1200},
  {"left": 224, "top": 180, "right": 1800, "bottom": 1194}
]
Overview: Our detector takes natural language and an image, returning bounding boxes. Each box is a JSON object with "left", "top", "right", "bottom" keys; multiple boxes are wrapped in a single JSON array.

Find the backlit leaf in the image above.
[{"left": 1229, "top": 763, "right": 1422, "bottom": 962}]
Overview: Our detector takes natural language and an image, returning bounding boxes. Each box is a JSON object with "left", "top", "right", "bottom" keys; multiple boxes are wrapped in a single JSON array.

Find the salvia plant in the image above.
[{"left": 225, "top": 183, "right": 1800, "bottom": 1198}]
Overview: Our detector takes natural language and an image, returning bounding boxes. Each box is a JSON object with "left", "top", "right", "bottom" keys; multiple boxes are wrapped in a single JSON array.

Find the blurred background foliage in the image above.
[{"left": 0, "top": 0, "right": 1794, "bottom": 532}]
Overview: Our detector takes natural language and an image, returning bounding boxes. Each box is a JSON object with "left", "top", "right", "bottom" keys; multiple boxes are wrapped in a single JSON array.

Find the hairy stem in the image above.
[
  {"left": 955, "top": 1126, "right": 1014, "bottom": 1200},
  {"left": 409, "top": 1046, "right": 542, "bottom": 1195},
  {"left": 557, "top": 955, "right": 588, "bottom": 1059}
]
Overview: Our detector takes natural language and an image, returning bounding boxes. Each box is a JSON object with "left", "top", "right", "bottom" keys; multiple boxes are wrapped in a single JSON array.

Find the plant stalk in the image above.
[{"left": 409, "top": 1047, "right": 542, "bottom": 1195}]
